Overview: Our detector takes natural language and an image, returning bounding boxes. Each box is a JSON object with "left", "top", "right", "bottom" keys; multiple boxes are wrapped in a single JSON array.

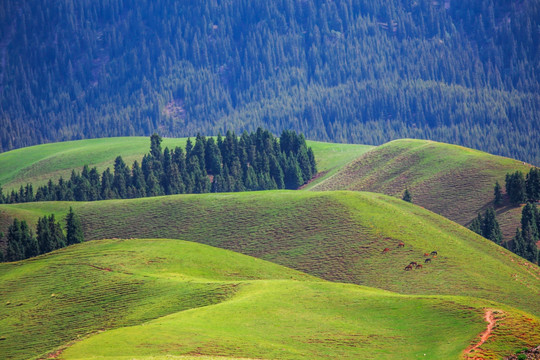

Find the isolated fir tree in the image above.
[
  {"left": 402, "top": 189, "right": 412, "bottom": 203},
  {"left": 493, "top": 181, "right": 502, "bottom": 206},
  {"left": 66, "top": 207, "right": 84, "bottom": 245}
]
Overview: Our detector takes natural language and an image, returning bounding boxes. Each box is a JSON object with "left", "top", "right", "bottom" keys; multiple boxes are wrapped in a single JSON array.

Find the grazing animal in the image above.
[
  {"left": 424, "top": 253, "right": 429, "bottom": 257},
  {"left": 382, "top": 248, "right": 390, "bottom": 253},
  {"left": 397, "top": 242, "right": 405, "bottom": 248},
  {"left": 416, "top": 264, "right": 423, "bottom": 269},
  {"left": 409, "top": 261, "right": 418, "bottom": 266},
  {"left": 404, "top": 264, "right": 413, "bottom": 271},
  {"left": 430, "top": 251, "right": 438, "bottom": 256},
  {"left": 425, "top": 258, "right": 431, "bottom": 263}
]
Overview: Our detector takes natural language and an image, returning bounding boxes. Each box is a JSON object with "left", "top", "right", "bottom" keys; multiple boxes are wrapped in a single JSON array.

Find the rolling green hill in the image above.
[
  {"left": 310, "top": 139, "right": 533, "bottom": 240},
  {"left": 1, "top": 191, "right": 538, "bottom": 317},
  {"left": 1, "top": 238, "right": 538, "bottom": 360},
  {"left": 0, "top": 136, "right": 372, "bottom": 192}
]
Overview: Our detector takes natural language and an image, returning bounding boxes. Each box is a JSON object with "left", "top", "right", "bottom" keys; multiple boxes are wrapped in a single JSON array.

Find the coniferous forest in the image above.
[
  {"left": 0, "top": 0, "right": 538, "bottom": 164},
  {"left": 0, "top": 129, "right": 317, "bottom": 204}
]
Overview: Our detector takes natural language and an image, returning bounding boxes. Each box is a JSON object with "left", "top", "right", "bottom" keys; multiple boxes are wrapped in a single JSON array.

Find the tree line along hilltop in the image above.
[{"left": 0, "top": 129, "right": 317, "bottom": 203}]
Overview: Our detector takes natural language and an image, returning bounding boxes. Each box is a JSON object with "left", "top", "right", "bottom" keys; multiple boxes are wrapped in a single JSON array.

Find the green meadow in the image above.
[
  {"left": 1, "top": 137, "right": 539, "bottom": 360},
  {"left": 1, "top": 191, "right": 538, "bottom": 317},
  {"left": 1, "top": 238, "right": 538, "bottom": 360}
]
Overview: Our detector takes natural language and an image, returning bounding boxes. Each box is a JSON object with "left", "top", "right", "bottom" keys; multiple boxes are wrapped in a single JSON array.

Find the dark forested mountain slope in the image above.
[{"left": 1, "top": 0, "right": 539, "bottom": 163}]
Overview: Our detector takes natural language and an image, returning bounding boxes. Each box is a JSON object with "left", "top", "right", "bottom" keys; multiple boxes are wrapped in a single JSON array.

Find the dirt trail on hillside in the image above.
[{"left": 464, "top": 309, "right": 497, "bottom": 359}]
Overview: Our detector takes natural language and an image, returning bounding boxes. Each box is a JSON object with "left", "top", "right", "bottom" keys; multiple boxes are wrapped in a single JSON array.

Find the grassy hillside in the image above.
[
  {"left": 0, "top": 136, "right": 372, "bottom": 192},
  {"left": 0, "top": 238, "right": 315, "bottom": 360},
  {"left": 310, "top": 139, "right": 534, "bottom": 240},
  {"left": 1, "top": 191, "right": 538, "bottom": 317},
  {"left": 1, "top": 238, "right": 538, "bottom": 360},
  {"left": 0, "top": 137, "right": 187, "bottom": 192}
]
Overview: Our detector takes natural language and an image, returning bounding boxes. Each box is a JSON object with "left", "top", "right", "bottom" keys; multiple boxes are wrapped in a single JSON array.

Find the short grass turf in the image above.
[
  {"left": 0, "top": 238, "right": 315, "bottom": 360},
  {"left": 0, "top": 137, "right": 188, "bottom": 192},
  {"left": 0, "top": 136, "right": 371, "bottom": 192},
  {"left": 1, "top": 238, "right": 538, "bottom": 360},
  {"left": 310, "top": 139, "right": 534, "bottom": 240},
  {"left": 1, "top": 191, "right": 538, "bottom": 318}
]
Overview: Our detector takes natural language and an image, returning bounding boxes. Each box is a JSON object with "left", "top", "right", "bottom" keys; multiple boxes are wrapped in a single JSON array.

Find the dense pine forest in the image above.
[
  {"left": 0, "top": 129, "right": 317, "bottom": 203},
  {"left": 0, "top": 0, "right": 539, "bottom": 163}
]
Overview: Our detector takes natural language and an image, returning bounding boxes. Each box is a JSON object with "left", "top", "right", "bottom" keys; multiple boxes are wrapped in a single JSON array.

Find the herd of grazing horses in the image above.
[
  {"left": 404, "top": 249, "right": 438, "bottom": 270},
  {"left": 381, "top": 242, "right": 438, "bottom": 271}
]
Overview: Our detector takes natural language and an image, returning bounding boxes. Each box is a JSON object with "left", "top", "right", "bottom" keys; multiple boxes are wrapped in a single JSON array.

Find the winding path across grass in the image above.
[{"left": 465, "top": 309, "right": 498, "bottom": 359}]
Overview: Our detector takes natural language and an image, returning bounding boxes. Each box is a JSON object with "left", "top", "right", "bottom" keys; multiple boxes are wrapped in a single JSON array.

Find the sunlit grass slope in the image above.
[
  {"left": 310, "top": 139, "right": 533, "bottom": 239},
  {"left": 1, "top": 191, "right": 538, "bottom": 316},
  {"left": 0, "top": 136, "right": 371, "bottom": 192},
  {"left": 0, "top": 238, "right": 315, "bottom": 360},
  {"left": 60, "top": 283, "right": 529, "bottom": 360},
  {"left": 0, "top": 137, "right": 187, "bottom": 192},
  {"left": 1, "top": 238, "right": 538, "bottom": 360}
]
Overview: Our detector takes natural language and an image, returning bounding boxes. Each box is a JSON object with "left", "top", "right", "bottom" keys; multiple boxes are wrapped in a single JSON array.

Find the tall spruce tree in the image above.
[
  {"left": 150, "top": 134, "right": 163, "bottom": 161},
  {"left": 66, "top": 207, "right": 84, "bottom": 245},
  {"left": 505, "top": 171, "right": 527, "bottom": 205},
  {"left": 512, "top": 228, "right": 525, "bottom": 257},
  {"left": 521, "top": 203, "right": 539, "bottom": 240},
  {"left": 526, "top": 168, "right": 540, "bottom": 202},
  {"left": 6, "top": 219, "right": 24, "bottom": 261},
  {"left": 482, "top": 207, "right": 502, "bottom": 244},
  {"left": 469, "top": 213, "right": 484, "bottom": 236},
  {"left": 493, "top": 181, "right": 502, "bottom": 206},
  {"left": 522, "top": 224, "right": 539, "bottom": 264}
]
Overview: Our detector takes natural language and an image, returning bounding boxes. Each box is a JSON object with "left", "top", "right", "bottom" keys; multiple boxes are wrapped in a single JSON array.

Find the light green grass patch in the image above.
[
  {"left": 303, "top": 141, "right": 373, "bottom": 189},
  {"left": 0, "top": 137, "right": 188, "bottom": 192},
  {"left": 0, "top": 238, "right": 315, "bottom": 360}
]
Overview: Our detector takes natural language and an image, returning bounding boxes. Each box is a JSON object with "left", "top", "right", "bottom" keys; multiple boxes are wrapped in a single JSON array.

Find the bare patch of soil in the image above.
[{"left": 464, "top": 309, "right": 498, "bottom": 359}]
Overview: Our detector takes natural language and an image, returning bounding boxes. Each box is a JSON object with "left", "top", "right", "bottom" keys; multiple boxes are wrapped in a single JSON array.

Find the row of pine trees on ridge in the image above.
[
  {"left": 0, "top": 207, "right": 84, "bottom": 263},
  {"left": 0, "top": 129, "right": 317, "bottom": 204}
]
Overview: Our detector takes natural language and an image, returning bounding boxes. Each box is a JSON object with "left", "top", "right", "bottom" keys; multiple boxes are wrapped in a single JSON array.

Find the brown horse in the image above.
[
  {"left": 398, "top": 242, "right": 405, "bottom": 248},
  {"left": 382, "top": 248, "right": 391, "bottom": 253},
  {"left": 416, "top": 264, "right": 423, "bottom": 269},
  {"left": 409, "top": 261, "right": 418, "bottom": 266},
  {"left": 404, "top": 264, "right": 413, "bottom": 271},
  {"left": 424, "top": 258, "right": 431, "bottom": 263}
]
